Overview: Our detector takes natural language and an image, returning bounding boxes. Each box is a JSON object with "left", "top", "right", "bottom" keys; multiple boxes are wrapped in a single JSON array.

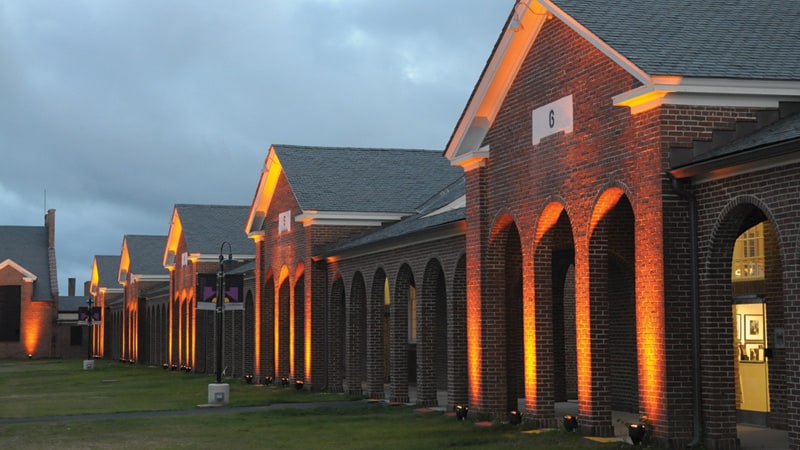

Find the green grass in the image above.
[{"left": 0, "top": 359, "right": 631, "bottom": 449}]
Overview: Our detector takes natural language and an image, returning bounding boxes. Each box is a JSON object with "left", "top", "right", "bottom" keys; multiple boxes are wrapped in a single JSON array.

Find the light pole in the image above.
[
  {"left": 208, "top": 241, "right": 233, "bottom": 404},
  {"left": 215, "top": 242, "right": 233, "bottom": 383},
  {"left": 87, "top": 296, "right": 94, "bottom": 360}
]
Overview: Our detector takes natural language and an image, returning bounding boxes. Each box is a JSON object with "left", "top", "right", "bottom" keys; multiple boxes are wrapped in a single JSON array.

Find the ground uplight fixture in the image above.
[
  {"left": 245, "top": 374, "right": 254, "bottom": 384},
  {"left": 563, "top": 415, "right": 578, "bottom": 432},
  {"left": 455, "top": 405, "right": 469, "bottom": 420},
  {"left": 509, "top": 410, "right": 523, "bottom": 424},
  {"left": 629, "top": 424, "right": 646, "bottom": 445},
  {"left": 295, "top": 379, "right": 304, "bottom": 390},
  {"left": 264, "top": 376, "right": 274, "bottom": 385}
]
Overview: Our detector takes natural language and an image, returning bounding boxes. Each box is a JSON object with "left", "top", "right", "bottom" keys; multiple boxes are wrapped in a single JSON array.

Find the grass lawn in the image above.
[{"left": 0, "top": 359, "right": 631, "bottom": 449}]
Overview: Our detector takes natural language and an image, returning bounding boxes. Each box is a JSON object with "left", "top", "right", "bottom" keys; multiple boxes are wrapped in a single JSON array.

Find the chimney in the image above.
[{"left": 68, "top": 278, "right": 76, "bottom": 296}]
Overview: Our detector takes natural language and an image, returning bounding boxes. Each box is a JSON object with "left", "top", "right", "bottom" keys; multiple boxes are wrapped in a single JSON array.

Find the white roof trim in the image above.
[
  {"left": 0, "top": 259, "right": 38, "bottom": 282},
  {"left": 295, "top": 211, "right": 407, "bottom": 227},
  {"left": 423, "top": 195, "right": 466, "bottom": 218},
  {"left": 614, "top": 77, "right": 800, "bottom": 114}
]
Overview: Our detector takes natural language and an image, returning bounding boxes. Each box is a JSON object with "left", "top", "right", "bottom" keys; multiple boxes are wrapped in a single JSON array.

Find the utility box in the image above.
[{"left": 208, "top": 383, "right": 230, "bottom": 405}]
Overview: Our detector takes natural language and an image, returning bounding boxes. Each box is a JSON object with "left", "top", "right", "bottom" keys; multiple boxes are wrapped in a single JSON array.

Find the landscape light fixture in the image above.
[{"left": 563, "top": 415, "right": 578, "bottom": 432}]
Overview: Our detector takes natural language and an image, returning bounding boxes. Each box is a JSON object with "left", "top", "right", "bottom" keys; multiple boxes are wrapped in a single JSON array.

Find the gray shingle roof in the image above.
[
  {"left": 551, "top": 0, "right": 800, "bottom": 80},
  {"left": 124, "top": 235, "right": 168, "bottom": 276},
  {"left": 273, "top": 145, "right": 464, "bottom": 213},
  {"left": 322, "top": 176, "right": 466, "bottom": 255},
  {"left": 0, "top": 226, "right": 54, "bottom": 300},
  {"left": 175, "top": 204, "right": 254, "bottom": 255},
  {"left": 94, "top": 255, "right": 122, "bottom": 290},
  {"left": 59, "top": 295, "right": 91, "bottom": 312},
  {"left": 709, "top": 113, "right": 800, "bottom": 156}
]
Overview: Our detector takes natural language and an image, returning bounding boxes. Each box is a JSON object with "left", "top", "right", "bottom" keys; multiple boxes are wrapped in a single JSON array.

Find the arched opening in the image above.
[
  {"left": 585, "top": 191, "right": 637, "bottom": 435},
  {"left": 277, "top": 275, "right": 290, "bottom": 380},
  {"left": 330, "top": 276, "right": 346, "bottom": 392},
  {"left": 533, "top": 204, "right": 576, "bottom": 427},
  {"left": 260, "top": 271, "right": 275, "bottom": 379},
  {"left": 293, "top": 271, "right": 305, "bottom": 381},
  {"left": 418, "top": 259, "right": 448, "bottom": 406},
  {"left": 347, "top": 272, "right": 367, "bottom": 396},
  {"left": 367, "top": 269, "right": 389, "bottom": 399},
  {"left": 245, "top": 290, "right": 255, "bottom": 377},
  {"left": 724, "top": 209, "right": 786, "bottom": 436},
  {"left": 391, "top": 264, "right": 415, "bottom": 404}
]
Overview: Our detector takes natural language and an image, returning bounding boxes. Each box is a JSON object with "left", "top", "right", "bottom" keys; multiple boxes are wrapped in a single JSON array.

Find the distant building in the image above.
[{"left": 0, "top": 210, "right": 59, "bottom": 358}]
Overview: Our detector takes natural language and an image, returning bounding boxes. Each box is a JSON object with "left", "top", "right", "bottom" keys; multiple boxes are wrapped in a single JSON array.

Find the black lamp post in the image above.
[
  {"left": 215, "top": 242, "right": 233, "bottom": 384},
  {"left": 86, "top": 296, "right": 94, "bottom": 360}
]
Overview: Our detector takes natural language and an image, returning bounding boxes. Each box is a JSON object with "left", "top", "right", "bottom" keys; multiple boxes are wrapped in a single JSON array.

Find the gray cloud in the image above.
[{"left": 0, "top": 0, "right": 512, "bottom": 291}]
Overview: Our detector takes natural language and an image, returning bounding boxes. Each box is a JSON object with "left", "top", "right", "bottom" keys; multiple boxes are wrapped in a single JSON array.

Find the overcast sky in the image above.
[{"left": 0, "top": 0, "right": 512, "bottom": 293}]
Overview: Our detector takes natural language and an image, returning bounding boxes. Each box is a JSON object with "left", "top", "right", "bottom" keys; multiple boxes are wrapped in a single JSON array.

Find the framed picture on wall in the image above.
[
  {"left": 745, "top": 314, "right": 764, "bottom": 341},
  {"left": 744, "top": 343, "right": 764, "bottom": 363}
]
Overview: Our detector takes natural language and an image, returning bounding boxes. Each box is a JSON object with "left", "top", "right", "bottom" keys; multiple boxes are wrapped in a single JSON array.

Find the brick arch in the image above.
[
  {"left": 329, "top": 275, "right": 346, "bottom": 392},
  {"left": 582, "top": 191, "right": 637, "bottom": 436},
  {"left": 529, "top": 201, "right": 575, "bottom": 428},
  {"left": 277, "top": 266, "right": 291, "bottom": 381},
  {"left": 346, "top": 271, "right": 367, "bottom": 396},
  {"left": 367, "top": 268, "right": 389, "bottom": 399},
  {"left": 449, "top": 254, "right": 468, "bottom": 411},
  {"left": 244, "top": 290, "right": 255, "bottom": 377},
  {"left": 700, "top": 199, "right": 786, "bottom": 443},
  {"left": 417, "top": 258, "right": 448, "bottom": 406},
  {"left": 391, "top": 263, "right": 415, "bottom": 403},
  {"left": 260, "top": 270, "right": 275, "bottom": 380},
  {"left": 293, "top": 264, "right": 305, "bottom": 382},
  {"left": 481, "top": 215, "right": 523, "bottom": 416}
]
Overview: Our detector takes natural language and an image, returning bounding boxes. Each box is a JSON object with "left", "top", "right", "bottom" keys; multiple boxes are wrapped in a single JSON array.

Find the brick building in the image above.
[
  {"left": 73, "top": 1, "right": 800, "bottom": 448},
  {"left": 89, "top": 255, "right": 123, "bottom": 360},
  {"left": 244, "top": 144, "right": 464, "bottom": 393},
  {"left": 162, "top": 204, "right": 255, "bottom": 376},
  {"left": 443, "top": 1, "right": 800, "bottom": 448},
  {"left": 0, "top": 209, "right": 59, "bottom": 359}
]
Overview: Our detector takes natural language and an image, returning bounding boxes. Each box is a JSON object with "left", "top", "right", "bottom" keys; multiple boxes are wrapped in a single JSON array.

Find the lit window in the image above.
[{"left": 732, "top": 223, "right": 764, "bottom": 280}]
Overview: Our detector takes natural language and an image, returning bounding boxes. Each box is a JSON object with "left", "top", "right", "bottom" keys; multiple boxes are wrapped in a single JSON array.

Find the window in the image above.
[
  {"left": 732, "top": 223, "right": 764, "bottom": 280},
  {"left": 70, "top": 326, "right": 83, "bottom": 346},
  {"left": 0, "top": 286, "right": 21, "bottom": 342}
]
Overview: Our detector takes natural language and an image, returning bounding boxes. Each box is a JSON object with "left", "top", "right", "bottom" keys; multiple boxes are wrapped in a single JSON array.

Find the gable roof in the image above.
[
  {"left": 119, "top": 235, "right": 168, "bottom": 283},
  {"left": 0, "top": 226, "right": 54, "bottom": 300},
  {"left": 91, "top": 255, "right": 123, "bottom": 295},
  {"left": 276, "top": 145, "right": 462, "bottom": 212},
  {"left": 164, "top": 204, "right": 254, "bottom": 267},
  {"left": 446, "top": 0, "right": 800, "bottom": 163},
  {"left": 247, "top": 145, "right": 463, "bottom": 234}
]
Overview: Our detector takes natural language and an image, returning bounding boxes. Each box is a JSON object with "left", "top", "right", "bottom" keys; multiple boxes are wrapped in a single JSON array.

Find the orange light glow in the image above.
[{"left": 466, "top": 269, "right": 482, "bottom": 405}]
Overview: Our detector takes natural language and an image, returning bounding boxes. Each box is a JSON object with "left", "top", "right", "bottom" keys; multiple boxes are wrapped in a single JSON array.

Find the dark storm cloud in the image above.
[{"left": 0, "top": 0, "right": 512, "bottom": 290}]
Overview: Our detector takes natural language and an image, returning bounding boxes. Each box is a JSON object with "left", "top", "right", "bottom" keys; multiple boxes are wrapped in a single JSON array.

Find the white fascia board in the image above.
[
  {"left": 445, "top": 2, "right": 547, "bottom": 162},
  {"left": 614, "top": 77, "right": 800, "bottom": 114},
  {"left": 192, "top": 253, "right": 256, "bottom": 264},
  {"left": 131, "top": 274, "right": 170, "bottom": 283},
  {"left": 295, "top": 211, "right": 408, "bottom": 227}
]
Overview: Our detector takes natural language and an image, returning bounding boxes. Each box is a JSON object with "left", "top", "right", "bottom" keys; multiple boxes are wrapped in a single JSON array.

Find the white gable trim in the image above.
[
  {"left": 245, "top": 147, "right": 285, "bottom": 235},
  {"left": 0, "top": 259, "right": 38, "bottom": 282}
]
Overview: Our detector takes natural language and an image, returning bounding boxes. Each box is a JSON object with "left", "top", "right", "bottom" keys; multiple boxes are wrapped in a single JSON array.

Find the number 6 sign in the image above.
[{"left": 532, "top": 94, "right": 573, "bottom": 145}]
